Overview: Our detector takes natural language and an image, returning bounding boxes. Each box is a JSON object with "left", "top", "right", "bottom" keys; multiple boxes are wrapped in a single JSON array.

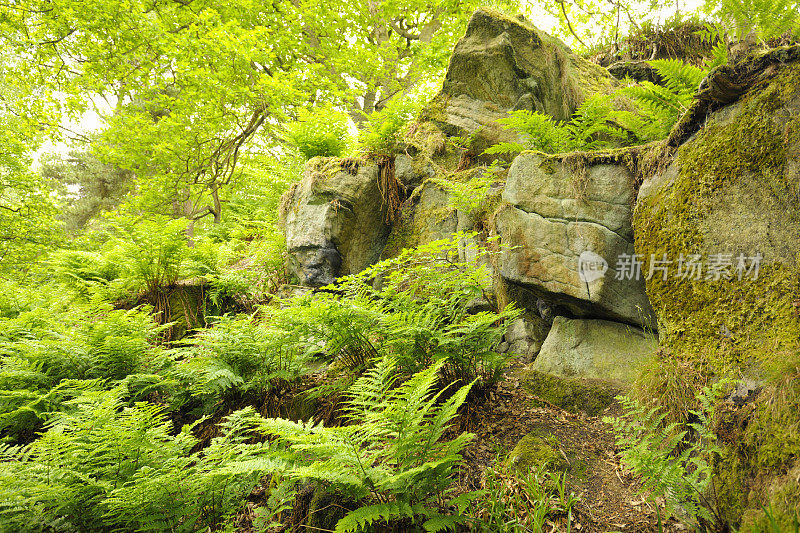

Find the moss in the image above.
[
  {"left": 714, "top": 447, "right": 749, "bottom": 526},
  {"left": 633, "top": 62, "right": 800, "bottom": 526},
  {"left": 507, "top": 433, "right": 568, "bottom": 472},
  {"left": 380, "top": 180, "right": 456, "bottom": 260},
  {"left": 305, "top": 484, "right": 351, "bottom": 530},
  {"left": 522, "top": 369, "right": 618, "bottom": 416},
  {"left": 634, "top": 64, "right": 800, "bottom": 378},
  {"left": 306, "top": 156, "right": 363, "bottom": 193},
  {"left": 745, "top": 375, "right": 800, "bottom": 471},
  {"left": 741, "top": 462, "right": 800, "bottom": 531},
  {"left": 419, "top": 92, "right": 451, "bottom": 124},
  {"left": 569, "top": 54, "right": 618, "bottom": 99},
  {"left": 405, "top": 121, "right": 448, "bottom": 160}
]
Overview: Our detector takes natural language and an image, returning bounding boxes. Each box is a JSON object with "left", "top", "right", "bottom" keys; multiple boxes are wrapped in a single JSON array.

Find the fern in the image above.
[
  {"left": 256, "top": 358, "right": 479, "bottom": 532},
  {"left": 620, "top": 59, "right": 708, "bottom": 141},
  {"left": 430, "top": 162, "right": 499, "bottom": 216},
  {"left": 714, "top": 0, "right": 800, "bottom": 42},
  {"left": 334, "top": 501, "right": 415, "bottom": 532},
  {"left": 603, "top": 381, "right": 730, "bottom": 529},
  {"left": 0, "top": 388, "right": 281, "bottom": 532},
  {"left": 696, "top": 24, "right": 729, "bottom": 70},
  {"left": 486, "top": 95, "right": 639, "bottom": 154},
  {"left": 484, "top": 110, "right": 573, "bottom": 154}
]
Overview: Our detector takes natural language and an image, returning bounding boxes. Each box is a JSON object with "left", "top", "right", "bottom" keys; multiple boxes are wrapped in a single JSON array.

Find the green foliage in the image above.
[
  {"left": 284, "top": 106, "right": 353, "bottom": 160},
  {"left": 488, "top": 56, "right": 712, "bottom": 153},
  {"left": 603, "top": 381, "right": 730, "bottom": 529},
  {"left": 431, "top": 163, "right": 501, "bottom": 216},
  {"left": 1, "top": 0, "right": 482, "bottom": 223},
  {"left": 358, "top": 95, "right": 422, "bottom": 155},
  {"left": 486, "top": 95, "right": 635, "bottom": 155},
  {"left": 255, "top": 357, "right": 479, "bottom": 532},
  {"left": 708, "top": 0, "right": 800, "bottom": 41},
  {"left": 0, "top": 97, "right": 60, "bottom": 275},
  {"left": 696, "top": 24, "right": 730, "bottom": 69},
  {"left": 537, "top": 0, "right": 659, "bottom": 51},
  {"left": 0, "top": 304, "right": 166, "bottom": 440},
  {"left": 40, "top": 150, "right": 132, "bottom": 231},
  {"left": 0, "top": 388, "right": 277, "bottom": 532},
  {"left": 619, "top": 59, "right": 706, "bottom": 141},
  {"left": 474, "top": 458, "right": 579, "bottom": 532},
  {"left": 332, "top": 235, "right": 519, "bottom": 386},
  {"left": 114, "top": 217, "right": 190, "bottom": 294},
  {"left": 484, "top": 110, "right": 573, "bottom": 155},
  {"left": 169, "top": 314, "right": 309, "bottom": 408}
]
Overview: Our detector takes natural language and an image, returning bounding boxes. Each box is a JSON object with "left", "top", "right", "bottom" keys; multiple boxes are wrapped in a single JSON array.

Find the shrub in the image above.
[
  {"left": 284, "top": 106, "right": 352, "bottom": 160},
  {"left": 603, "top": 380, "right": 730, "bottom": 530},
  {"left": 0, "top": 388, "right": 272, "bottom": 532},
  {"left": 358, "top": 95, "right": 421, "bottom": 155},
  {"left": 168, "top": 313, "right": 310, "bottom": 411}
]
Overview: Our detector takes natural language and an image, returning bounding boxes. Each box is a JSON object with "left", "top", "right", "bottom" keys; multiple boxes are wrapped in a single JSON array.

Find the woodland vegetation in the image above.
[{"left": 0, "top": 0, "right": 799, "bottom": 531}]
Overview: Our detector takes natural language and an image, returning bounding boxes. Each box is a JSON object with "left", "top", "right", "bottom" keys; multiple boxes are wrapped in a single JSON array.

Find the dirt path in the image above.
[{"left": 457, "top": 364, "right": 683, "bottom": 533}]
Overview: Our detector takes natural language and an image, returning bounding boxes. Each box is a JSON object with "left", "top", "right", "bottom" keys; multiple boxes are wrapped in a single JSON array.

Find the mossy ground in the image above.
[
  {"left": 633, "top": 63, "right": 800, "bottom": 528},
  {"left": 522, "top": 369, "right": 619, "bottom": 416}
]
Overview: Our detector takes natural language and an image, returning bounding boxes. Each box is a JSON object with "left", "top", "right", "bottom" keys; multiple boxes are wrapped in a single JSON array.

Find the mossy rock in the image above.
[
  {"left": 381, "top": 180, "right": 457, "bottom": 260},
  {"left": 421, "top": 7, "right": 616, "bottom": 142},
  {"left": 281, "top": 157, "right": 392, "bottom": 284},
  {"left": 533, "top": 317, "right": 658, "bottom": 385},
  {"left": 634, "top": 59, "right": 800, "bottom": 527},
  {"left": 521, "top": 369, "right": 618, "bottom": 416},
  {"left": 507, "top": 433, "right": 568, "bottom": 473}
]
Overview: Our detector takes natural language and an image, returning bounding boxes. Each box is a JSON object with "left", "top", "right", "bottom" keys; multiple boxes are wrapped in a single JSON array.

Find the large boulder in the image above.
[
  {"left": 634, "top": 52, "right": 800, "bottom": 529},
  {"left": 494, "top": 151, "right": 655, "bottom": 327},
  {"left": 422, "top": 8, "right": 616, "bottom": 145},
  {"left": 280, "top": 158, "right": 391, "bottom": 286},
  {"left": 533, "top": 316, "right": 657, "bottom": 385}
]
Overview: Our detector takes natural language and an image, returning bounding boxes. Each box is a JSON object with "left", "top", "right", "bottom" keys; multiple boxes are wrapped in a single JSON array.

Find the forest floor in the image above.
[
  {"left": 231, "top": 360, "right": 685, "bottom": 533},
  {"left": 456, "top": 361, "right": 684, "bottom": 533}
]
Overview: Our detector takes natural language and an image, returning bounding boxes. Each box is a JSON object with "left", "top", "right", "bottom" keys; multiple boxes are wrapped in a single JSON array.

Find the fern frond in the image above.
[{"left": 334, "top": 501, "right": 414, "bottom": 533}]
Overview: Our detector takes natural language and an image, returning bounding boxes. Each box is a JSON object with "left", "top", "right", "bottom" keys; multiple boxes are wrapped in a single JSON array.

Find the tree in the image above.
[
  {"left": 0, "top": 0, "right": 502, "bottom": 227},
  {"left": 40, "top": 150, "right": 132, "bottom": 231},
  {"left": 0, "top": 61, "right": 60, "bottom": 274}
]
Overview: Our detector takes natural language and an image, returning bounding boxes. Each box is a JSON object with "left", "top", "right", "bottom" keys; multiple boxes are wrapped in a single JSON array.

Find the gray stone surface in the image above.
[
  {"left": 281, "top": 159, "right": 391, "bottom": 285},
  {"left": 495, "top": 151, "right": 654, "bottom": 327},
  {"left": 422, "top": 8, "right": 616, "bottom": 142},
  {"left": 380, "top": 181, "right": 458, "bottom": 260},
  {"left": 498, "top": 313, "right": 549, "bottom": 362},
  {"left": 533, "top": 316, "right": 658, "bottom": 385}
]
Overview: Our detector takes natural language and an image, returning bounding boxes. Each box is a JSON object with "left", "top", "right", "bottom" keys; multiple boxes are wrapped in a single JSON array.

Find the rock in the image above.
[
  {"left": 395, "top": 152, "right": 436, "bottom": 191},
  {"left": 533, "top": 316, "right": 658, "bottom": 385},
  {"left": 634, "top": 55, "right": 800, "bottom": 528},
  {"left": 280, "top": 158, "right": 391, "bottom": 286},
  {"left": 507, "top": 433, "right": 568, "bottom": 472},
  {"left": 607, "top": 60, "right": 663, "bottom": 84},
  {"left": 421, "top": 8, "right": 616, "bottom": 142},
  {"left": 728, "top": 379, "right": 763, "bottom": 407},
  {"left": 523, "top": 369, "right": 619, "bottom": 415},
  {"left": 502, "top": 313, "right": 549, "bottom": 362},
  {"left": 495, "top": 151, "right": 655, "bottom": 327},
  {"left": 380, "top": 181, "right": 458, "bottom": 259}
]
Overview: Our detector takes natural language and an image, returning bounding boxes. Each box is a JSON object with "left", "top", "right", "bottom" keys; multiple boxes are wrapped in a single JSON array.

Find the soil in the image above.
[{"left": 456, "top": 361, "right": 685, "bottom": 532}]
